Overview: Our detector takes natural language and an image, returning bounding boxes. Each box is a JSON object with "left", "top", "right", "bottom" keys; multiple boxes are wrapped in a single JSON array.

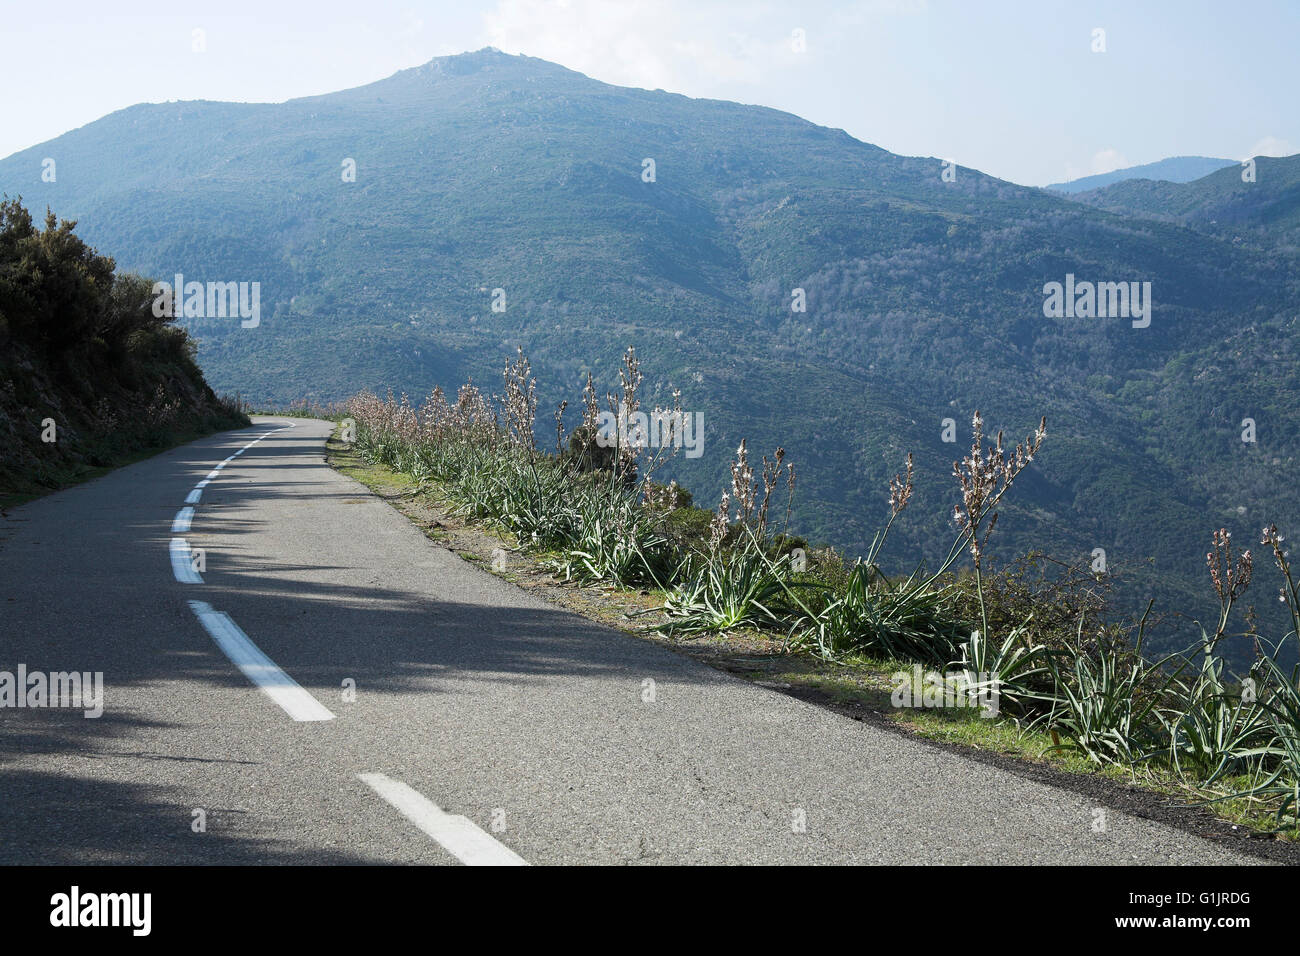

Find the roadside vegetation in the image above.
[
  {"left": 342, "top": 348, "right": 1300, "bottom": 838},
  {"left": 0, "top": 199, "right": 247, "bottom": 505}
]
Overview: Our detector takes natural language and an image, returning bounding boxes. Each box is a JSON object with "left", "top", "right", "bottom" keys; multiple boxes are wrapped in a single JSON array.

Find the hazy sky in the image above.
[{"left": 2, "top": 0, "right": 1295, "bottom": 186}]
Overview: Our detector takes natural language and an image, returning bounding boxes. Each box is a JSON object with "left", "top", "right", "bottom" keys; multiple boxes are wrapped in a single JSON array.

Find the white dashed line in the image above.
[
  {"left": 188, "top": 600, "right": 335, "bottom": 722},
  {"left": 358, "top": 773, "right": 528, "bottom": 866},
  {"left": 173, "top": 424, "right": 324, "bottom": 721},
  {"left": 171, "top": 507, "right": 194, "bottom": 533},
  {"left": 170, "top": 422, "right": 298, "bottom": 582},
  {"left": 170, "top": 538, "right": 202, "bottom": 584}
]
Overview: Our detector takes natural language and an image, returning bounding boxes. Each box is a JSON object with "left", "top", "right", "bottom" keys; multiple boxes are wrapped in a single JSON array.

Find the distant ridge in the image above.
[{"left": 1045, "top": 156, "right": 1236, "bottom": 193}]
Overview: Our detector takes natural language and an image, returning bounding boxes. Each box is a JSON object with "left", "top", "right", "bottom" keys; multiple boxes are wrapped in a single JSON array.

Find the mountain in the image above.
[
  {"left": 2, "top": 49, "right": 1296, "bottom": 660},
  {"left": 1062, "top": 154, "right": 1300, "bottom": 255},
  {"left": 1045, "top": 156, "right": 1237, "bottom": 194}
]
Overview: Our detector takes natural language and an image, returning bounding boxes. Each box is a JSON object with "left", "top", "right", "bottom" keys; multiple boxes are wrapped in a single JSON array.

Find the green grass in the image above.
[{"left": 330, "top": 404, "right": 1300, "bottom": 842}]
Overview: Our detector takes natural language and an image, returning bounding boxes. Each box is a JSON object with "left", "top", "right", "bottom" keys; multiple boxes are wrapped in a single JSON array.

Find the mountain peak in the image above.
[
  {"left": 426, "top": 46, "right": 509, "bottom": 67},
  {"left": 365, "top": 47, "right": 580, "bottom": 89}
]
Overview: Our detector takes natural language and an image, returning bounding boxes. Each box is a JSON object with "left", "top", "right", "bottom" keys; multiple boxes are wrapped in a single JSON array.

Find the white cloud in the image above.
[
  {"left": 1246, "top": 136, "right": 1297, "bottom": 159},
  {"left": 481, "top": 0, "right": 788, "bottom": 93}
]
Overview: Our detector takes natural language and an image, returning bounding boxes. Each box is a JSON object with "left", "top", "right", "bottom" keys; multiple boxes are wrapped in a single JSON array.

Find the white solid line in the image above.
[
  {"left": 171, "top": 507, "right": 194, "bottom": 533},
  {"left": 170, "top": 538, "right": 203, "bottom": 584},
  {"left": 185, "top": 488, "right": 202, "bottom": 504},
  {"left": 358, "top": 773, "right": 528, "bottom": 866},
  {"left": 188, "top": 600, "right": 335, "bottom": 722}
]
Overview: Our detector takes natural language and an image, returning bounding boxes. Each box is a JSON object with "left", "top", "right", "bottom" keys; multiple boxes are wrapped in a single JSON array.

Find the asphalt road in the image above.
[{"left": 0, "top": 418, "right": 1262, "bottom": 864}]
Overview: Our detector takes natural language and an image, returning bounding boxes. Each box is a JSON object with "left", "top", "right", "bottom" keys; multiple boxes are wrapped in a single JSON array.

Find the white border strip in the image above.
[
  {"left": 188, "top": 600, "right": 335, "bottom": 722},
  {"left": 358, "top": 773, "right": 528, "bottom": 866}
]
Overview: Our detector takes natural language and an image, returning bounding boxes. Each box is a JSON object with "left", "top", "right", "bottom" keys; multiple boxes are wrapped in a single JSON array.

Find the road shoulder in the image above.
[{"left": 323, "top": 427, "right": 1297, "bottom": 865}]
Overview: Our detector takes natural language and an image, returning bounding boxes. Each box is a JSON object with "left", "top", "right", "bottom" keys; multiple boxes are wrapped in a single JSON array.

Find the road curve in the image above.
[{"left": 0, "top": 417, "right": 1262, "bottom": 864}]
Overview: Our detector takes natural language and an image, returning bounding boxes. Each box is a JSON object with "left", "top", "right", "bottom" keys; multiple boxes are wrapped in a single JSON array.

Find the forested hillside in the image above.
[
  {"left": 1066, "top": 154, "right": 1300, "bottom": 253},
  {"left": 1, "top": 49, "right": 1295, "bottom": 660}
]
